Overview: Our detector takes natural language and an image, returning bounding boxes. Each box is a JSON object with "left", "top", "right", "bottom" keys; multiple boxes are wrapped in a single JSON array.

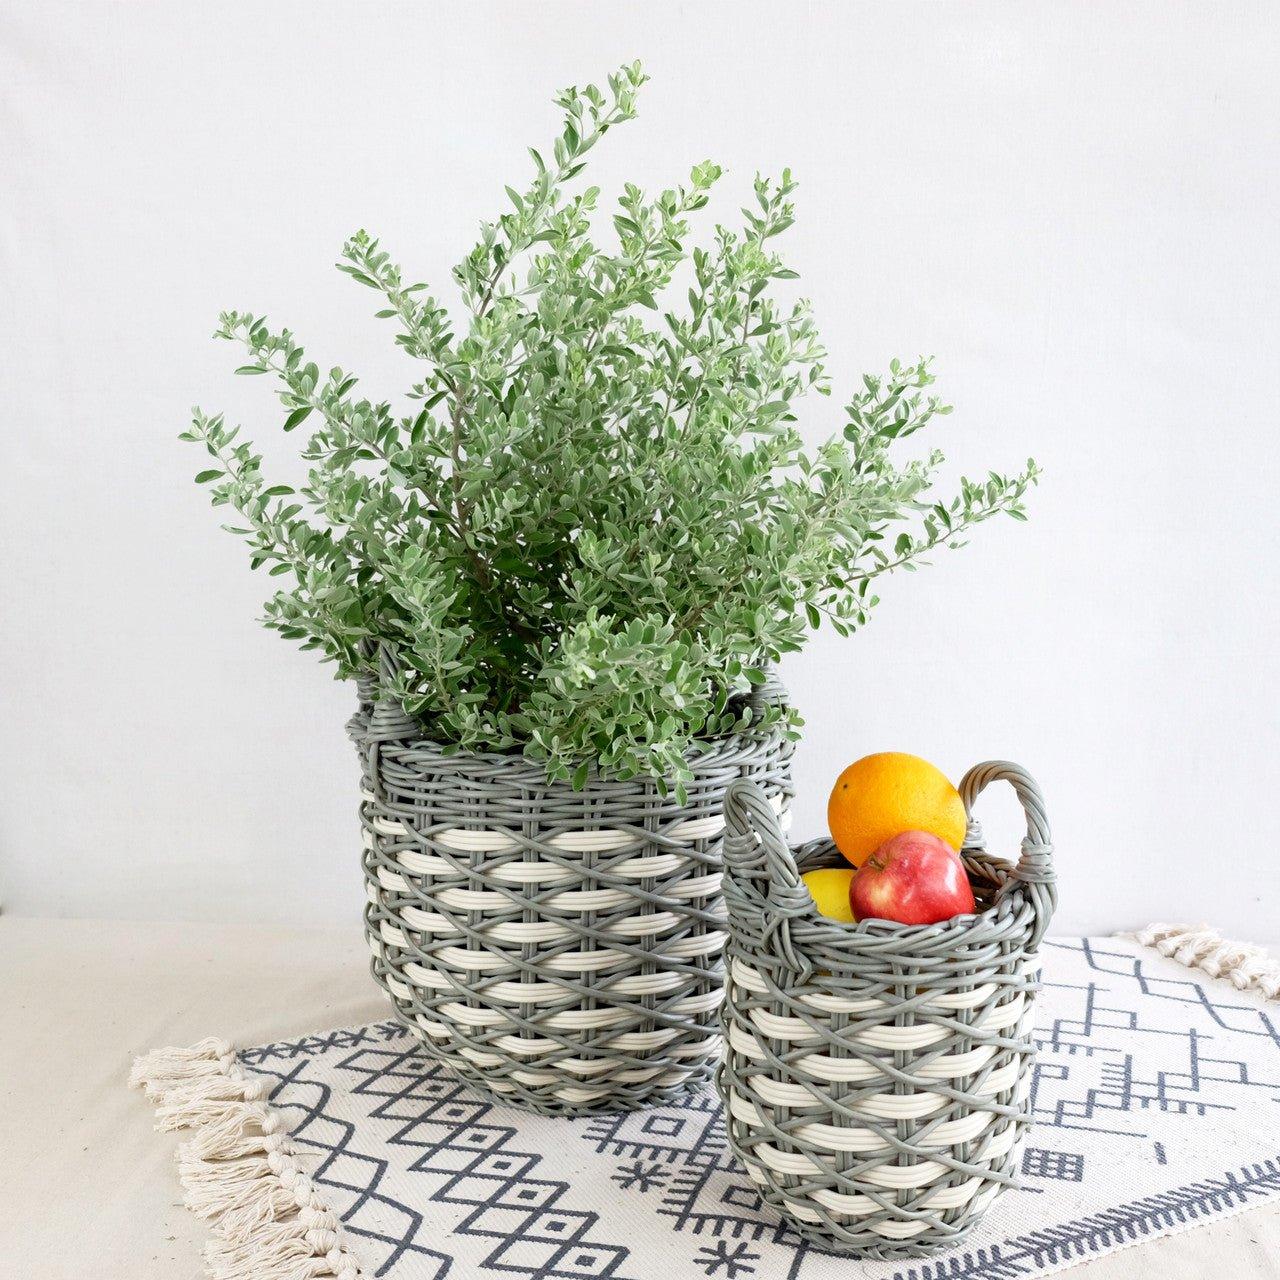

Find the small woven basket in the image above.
[
  {"left": 348, "top": 675, "right": 793, "bottom": 1115},
  {"left": 717, "top": 762, "right": 1056, "bottom": 1257}
]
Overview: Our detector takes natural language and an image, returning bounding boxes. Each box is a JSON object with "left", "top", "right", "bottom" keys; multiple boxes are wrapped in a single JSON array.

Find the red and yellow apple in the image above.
[{"left": 849, "top": 830, "right": 975, "bottom": 926}]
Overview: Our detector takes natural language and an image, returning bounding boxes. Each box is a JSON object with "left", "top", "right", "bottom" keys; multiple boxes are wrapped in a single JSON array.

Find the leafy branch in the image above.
[{"left": 182, "top": 62, "right": 1038, "bottom": 795}]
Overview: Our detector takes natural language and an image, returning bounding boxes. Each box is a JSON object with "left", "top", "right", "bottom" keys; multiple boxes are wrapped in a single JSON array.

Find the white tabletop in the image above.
[{"left": 2, "top": 915, "right": 1276, "bottom": 1279}]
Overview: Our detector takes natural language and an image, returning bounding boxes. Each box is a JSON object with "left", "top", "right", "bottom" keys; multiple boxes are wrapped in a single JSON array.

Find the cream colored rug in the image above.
[{"left": 132, "top": 924, "right": 1280, "bottom": 1280}]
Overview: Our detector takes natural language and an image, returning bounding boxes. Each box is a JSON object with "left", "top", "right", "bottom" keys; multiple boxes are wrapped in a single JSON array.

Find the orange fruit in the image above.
[{"left": 827, "top": 752, "right": 966, "bottom": 867}]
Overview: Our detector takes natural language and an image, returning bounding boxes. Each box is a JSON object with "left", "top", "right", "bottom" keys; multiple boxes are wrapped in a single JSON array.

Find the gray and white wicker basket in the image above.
[
  {"left": 717, "top": 762, "right": 1056, "bottom": 1257},
  {"left": 348, "top": 677, "right": 793, "bottom": 1115}
]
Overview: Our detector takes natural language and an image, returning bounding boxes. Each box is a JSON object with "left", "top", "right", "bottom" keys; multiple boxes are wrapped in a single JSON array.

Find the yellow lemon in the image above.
[
  {"left": 827, "top": 751, "right": 966, "bottom": 867},
  {"left": 801, "top": 868, "right": 857, "bottom": 923}
]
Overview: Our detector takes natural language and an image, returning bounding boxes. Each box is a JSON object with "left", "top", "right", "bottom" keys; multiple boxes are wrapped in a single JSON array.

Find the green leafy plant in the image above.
[{"left": 183, "top": 62, "right": 1037, "bottom": 796}]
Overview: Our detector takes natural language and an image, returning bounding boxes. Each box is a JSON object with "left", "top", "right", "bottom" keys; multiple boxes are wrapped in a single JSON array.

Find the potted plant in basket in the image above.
[{"left": 181, "top": 62, "right": 1037, "bottom": 1114}]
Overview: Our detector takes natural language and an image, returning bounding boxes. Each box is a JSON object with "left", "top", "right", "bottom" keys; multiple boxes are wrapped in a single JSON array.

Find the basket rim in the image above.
[
  {"left": 745, "top": 836, "right": 1038, "bottom": 953},
  {"left": 357, "top": 723, "right": 795, "bottom": 783}
]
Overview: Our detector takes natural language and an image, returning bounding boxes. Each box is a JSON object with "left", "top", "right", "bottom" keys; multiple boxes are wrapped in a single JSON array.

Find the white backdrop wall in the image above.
[{"left": 3, "top": 1, "right": 1278, "bottom": 939}]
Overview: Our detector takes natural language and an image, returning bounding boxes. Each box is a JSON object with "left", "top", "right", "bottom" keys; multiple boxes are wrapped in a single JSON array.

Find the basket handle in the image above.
[
  {"left": 723, "top": 779, "right": 815, "bottom": 973},
  {"left": 959, "top": 760, "right": 1057, "bottom": 949},
  {"left": 350, "top": 644, "right": 423, "bottom": 802},
  {"left": 723, "top": 781, "right": 805, "bottom": 897}
]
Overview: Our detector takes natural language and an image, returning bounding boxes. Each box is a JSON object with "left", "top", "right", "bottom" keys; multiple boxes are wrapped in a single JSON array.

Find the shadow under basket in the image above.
[
  {"left": 716, "top": 763, "right": 1057, "bottom": 1259},
  {"left": 348, "top": 683, "right": 793, "bottom": 1116}
]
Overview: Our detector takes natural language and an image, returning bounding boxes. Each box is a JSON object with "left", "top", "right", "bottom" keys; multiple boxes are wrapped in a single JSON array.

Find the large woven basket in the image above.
[
  {"left": 348, "top": 681, "right": 793, "bottom": 1115},
  {"left": 717, "top": 762, "right": 1056, "bottom": 1257}
]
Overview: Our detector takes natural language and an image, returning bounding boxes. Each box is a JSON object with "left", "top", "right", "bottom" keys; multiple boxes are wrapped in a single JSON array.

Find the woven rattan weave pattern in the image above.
[
  {"left": 348, "top": 681, "right": 794, "bottom": 1115},
  {"left": 717, "top": 763, "right": 1056, "bottom": 1258}
]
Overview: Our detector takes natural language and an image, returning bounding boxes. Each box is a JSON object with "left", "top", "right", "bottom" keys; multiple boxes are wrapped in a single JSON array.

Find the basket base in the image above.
[
  {"left": 383, "top": 999, "right": 720, "bottom": 1117},
  {"left": 763, "top": 1202, "right": 988, "bottom": 1260}
]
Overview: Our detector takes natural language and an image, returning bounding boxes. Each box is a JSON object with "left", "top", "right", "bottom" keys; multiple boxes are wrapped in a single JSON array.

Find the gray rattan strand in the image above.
[
  {"left": 347, "top": 684, "right": 793, "bottom": 1116},
  {"left": 716, "top": 763, "right": 1056, "bottom": 1258}
]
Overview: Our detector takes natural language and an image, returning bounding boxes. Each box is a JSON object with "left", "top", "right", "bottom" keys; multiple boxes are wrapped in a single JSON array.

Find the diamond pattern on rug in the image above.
[
  {"left": 246, "top": 1033, "right": 635, "bottom": 1279},
  {"left": 238, "top": 937, "right": 1280, "bottom": 1280}
]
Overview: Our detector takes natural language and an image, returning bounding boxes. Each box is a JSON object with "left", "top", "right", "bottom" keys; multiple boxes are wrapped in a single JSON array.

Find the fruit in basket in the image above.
[
  {"left": 850, "top": 830, "right": 976, "bottom": 925},
  {"left": 827, "top": 752, "right": 966, "bottom": 866},
  {"left": 801, "top": 868, "right": 858, "bottom": 923}
]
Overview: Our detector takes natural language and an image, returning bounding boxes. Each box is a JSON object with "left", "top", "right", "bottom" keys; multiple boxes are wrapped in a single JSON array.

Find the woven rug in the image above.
[{"left": 133, "top": 925, "right": 1280, "bottom": 1280}]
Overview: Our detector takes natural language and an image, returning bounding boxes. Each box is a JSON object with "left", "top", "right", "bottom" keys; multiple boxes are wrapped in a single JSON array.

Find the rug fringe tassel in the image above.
[
  {"left": 1124, "top": 922, "right": 1280, "bottom": 999},
  {"left": 131, "top": 1039, "right": 367, "bottom": 1280}
]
